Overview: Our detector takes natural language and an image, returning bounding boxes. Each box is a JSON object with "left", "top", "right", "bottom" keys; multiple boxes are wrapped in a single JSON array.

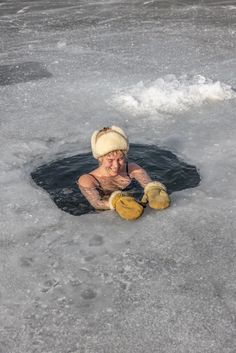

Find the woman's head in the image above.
[
  {"left": 91, "top": 126, "right": 129, "bottom": 159},
  {"left": 98, "top": 150, "right": 126, "bottom": 176}
]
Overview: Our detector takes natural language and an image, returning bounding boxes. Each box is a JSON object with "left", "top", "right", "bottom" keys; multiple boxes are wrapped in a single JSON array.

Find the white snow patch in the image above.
[{"left": 110, "top": 75, "right": 236, "bottom": 117}]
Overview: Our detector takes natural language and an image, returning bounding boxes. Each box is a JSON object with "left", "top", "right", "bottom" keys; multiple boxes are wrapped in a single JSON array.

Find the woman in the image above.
[{"left": 77, "top": 126, "right": 170, "bottom": 220}]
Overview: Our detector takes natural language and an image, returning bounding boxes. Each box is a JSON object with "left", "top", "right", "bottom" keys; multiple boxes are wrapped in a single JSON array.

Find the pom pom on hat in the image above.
[{"left": 91, "top": 126, "right": 129, "bottom": 159}]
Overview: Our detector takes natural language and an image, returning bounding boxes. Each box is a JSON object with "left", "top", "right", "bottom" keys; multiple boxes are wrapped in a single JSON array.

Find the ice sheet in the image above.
[{"left": 1, "top": 1, "right": 236, "bottom": 352}]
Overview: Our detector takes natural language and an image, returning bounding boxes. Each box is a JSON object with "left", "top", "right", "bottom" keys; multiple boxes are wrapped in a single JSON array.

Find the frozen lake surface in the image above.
[{"left": 1, "top": 1, "right": 236, "bottom": 352}]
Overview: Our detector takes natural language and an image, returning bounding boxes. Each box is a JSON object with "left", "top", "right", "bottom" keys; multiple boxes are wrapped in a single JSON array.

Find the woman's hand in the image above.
[
  {"left": 141, "top": 182, "right": 170, "bottom": 210},
  {"left": 109, "top": 191, "right": 144, "bottom": 220}
]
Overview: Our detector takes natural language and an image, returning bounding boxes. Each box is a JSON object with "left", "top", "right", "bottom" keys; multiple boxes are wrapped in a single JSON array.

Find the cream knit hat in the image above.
[{"left": 91, "top": 126, "right": 129, "bottom": 159}]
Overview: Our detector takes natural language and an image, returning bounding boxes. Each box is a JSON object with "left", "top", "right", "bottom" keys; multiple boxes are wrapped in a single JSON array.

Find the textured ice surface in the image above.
[
  {"left": 0, "top": 62, "right": 53, "bottom": 85},
  {"left": 1, "top": 1, "right": 236, "bottom": 353}
]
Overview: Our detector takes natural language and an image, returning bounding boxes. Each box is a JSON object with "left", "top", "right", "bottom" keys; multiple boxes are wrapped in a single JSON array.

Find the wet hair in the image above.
[{"left": 98, "top": 149, "right": 127, "bottom": 164}]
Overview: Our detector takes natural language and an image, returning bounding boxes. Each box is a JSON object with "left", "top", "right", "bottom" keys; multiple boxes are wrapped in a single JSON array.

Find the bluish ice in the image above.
[{"left": 1, "top": 1, "right": 236, "bottom": 352}]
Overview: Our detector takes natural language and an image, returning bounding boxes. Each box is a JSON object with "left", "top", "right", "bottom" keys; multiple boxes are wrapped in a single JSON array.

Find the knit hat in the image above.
[{"left": 91, "top": 126, "right": 129, "bottom": 159}]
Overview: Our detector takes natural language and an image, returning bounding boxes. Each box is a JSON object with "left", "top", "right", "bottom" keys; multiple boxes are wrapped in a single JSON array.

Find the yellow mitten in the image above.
[
  {"left": 109, "top": 191, "right": 144, "bottom": 220},
  {"left": 141, "top": 182, "right": 170, "bottom": 210}
]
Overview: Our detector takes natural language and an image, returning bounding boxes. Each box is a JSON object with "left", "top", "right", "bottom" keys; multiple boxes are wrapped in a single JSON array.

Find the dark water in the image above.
[{"left": 31, "top": 144, "right": 200, "bottom": 216}]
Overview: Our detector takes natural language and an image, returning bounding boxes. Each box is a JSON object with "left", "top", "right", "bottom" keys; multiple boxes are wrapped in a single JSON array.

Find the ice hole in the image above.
[{"left": 31, "top": 143, "right": 201, "bottom": 216}]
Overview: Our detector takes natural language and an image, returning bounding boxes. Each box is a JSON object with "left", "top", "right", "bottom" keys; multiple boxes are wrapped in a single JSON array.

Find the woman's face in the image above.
[{"left": 100, "top": 151, "right": 126, "bottom": 176}]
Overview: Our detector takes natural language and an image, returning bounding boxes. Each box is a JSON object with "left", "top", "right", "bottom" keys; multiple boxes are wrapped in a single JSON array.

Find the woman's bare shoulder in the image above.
[
  {"left": 77, "top": 174, "right": 97, "bottom": 188},
  {"left": 128, "top": 162, "right": 145, "bottom": 173},
  {"left": 128, "top": 162, "right": 151, "bottom": 184}
]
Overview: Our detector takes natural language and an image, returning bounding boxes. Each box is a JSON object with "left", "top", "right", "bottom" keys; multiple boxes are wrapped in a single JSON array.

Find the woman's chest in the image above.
[{"left": 98, "top": 175, "right": 131, "bottom": 192}]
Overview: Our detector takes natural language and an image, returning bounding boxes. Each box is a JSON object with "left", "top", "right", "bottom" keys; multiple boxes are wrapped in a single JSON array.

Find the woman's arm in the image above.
[
  {"left": 77, "top": 174, "right": 110, "bottom": 210},
  {"left": 128, "top": 163, "right": 152, "bottom": 188}
]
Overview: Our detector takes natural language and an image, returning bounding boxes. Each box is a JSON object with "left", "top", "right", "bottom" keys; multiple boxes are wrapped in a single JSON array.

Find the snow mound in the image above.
[{"left": 110, "top": 75, "right": 236, "bottom": 116}]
